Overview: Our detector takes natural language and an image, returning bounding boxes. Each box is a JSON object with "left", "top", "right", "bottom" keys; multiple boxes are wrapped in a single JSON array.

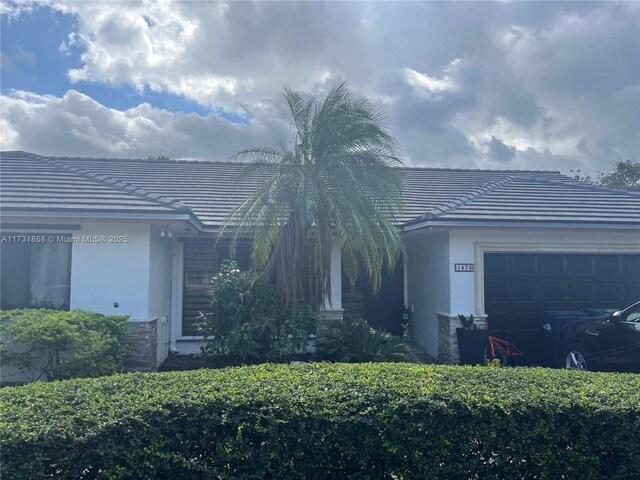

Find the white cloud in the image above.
[
  {"left": 0, "top": 89, "right": 289, "bottom": 160},
  {"left": 1, "top": 1, "right": 638, "bottom": 174},
  {"left": 30, "top": 1, "right": 368, "bottom": 110},
  {"left": 402, "top": 59, "right": 462, "bottom": 98},
  {"left": 0, "top": 0, "right": 40, "bottom": 17}
]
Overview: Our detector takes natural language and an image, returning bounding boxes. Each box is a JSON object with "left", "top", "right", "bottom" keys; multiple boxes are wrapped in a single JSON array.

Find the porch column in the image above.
[
  {"left": 124, "top": 317, "right": 159, "bottom": 372},
  {"left": 320, "top": 238, "right": 343, "bottom": 321}
]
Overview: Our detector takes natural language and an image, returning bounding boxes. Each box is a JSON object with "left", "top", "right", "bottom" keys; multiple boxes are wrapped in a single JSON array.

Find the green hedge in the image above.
[
  {"left": 1, "top": 309, "right": 128, "bottom": 382},
  {"left": 1, "top": 364, "right": 639, "bottom": 480}
]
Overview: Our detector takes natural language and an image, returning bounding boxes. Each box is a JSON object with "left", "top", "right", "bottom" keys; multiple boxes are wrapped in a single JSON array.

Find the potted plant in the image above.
[{"left": 456, "top": 314, "right": 487, "bottom": 365}]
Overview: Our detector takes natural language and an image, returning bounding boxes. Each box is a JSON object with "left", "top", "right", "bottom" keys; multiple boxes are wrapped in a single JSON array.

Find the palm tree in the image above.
[{"left": 224, "top": 82, "right": 404, "bottom": 310}]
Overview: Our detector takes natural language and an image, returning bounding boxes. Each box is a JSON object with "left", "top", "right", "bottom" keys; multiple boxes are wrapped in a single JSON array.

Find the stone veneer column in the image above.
[
  {"left": 123, "top": 317, "right": 159, "bottom": 372},
  {"left": 437, "top": 312, "right": 487, "bottom": 364}
]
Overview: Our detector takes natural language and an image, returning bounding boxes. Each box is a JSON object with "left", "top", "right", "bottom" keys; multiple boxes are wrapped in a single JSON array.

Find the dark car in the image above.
[{"left": 547, "top": 300, "right": 640, "bottom": 372}]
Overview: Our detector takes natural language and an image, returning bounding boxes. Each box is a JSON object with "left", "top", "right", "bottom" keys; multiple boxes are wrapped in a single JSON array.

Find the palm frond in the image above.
[
  {"left": 221, "top": 83, "right": 405, "bottom": 308},
  {"left": 316, "top": 318, "right": 419, "bottom": 363}
]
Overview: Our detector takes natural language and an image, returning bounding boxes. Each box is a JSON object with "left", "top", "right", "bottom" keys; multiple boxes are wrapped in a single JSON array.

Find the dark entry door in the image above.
[
  {"left": 342, "top": 261, "right": 405, "bottom": 335},
  {"left": 484, "top": 253, "right": 640, "bottom": 362}
]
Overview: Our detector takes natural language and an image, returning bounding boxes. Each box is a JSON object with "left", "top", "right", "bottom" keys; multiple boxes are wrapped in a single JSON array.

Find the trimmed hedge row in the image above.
[{"left": 1, "top": 364, "right": 639, "bottom": 479}]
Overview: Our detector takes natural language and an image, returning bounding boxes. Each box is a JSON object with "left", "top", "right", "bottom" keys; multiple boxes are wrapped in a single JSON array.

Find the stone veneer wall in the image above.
[
  {"left": 437, "top": 312, "right": 487, "bottom": 364},
  {"left": 124, "top": 317, "right": 158, "bottom": 372}
]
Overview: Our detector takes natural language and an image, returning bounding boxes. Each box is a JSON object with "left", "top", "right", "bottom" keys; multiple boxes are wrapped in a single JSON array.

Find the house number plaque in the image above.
[{"left": 454, "top": 263, "right": 474, "bottom": 272}]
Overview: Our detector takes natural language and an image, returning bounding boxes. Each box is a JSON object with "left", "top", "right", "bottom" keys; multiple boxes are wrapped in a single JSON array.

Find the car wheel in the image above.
[{"left": 564, "top": 344, "right": 590, "bottom": 370}]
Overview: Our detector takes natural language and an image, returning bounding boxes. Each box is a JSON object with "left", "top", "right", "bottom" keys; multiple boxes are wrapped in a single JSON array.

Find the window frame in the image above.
[{"left": 0, "top": 233, "right": 72, "bottom": 311}]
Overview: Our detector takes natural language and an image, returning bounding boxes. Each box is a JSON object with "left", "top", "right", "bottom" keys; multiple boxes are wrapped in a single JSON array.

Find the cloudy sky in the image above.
[{"left": 1, "top": 1, "right": 638, "bottom": 174}]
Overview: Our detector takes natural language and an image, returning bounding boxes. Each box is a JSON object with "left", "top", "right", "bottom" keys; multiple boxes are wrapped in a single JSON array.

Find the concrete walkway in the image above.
[{"left": 408, "top": 342, "right": 440, "bottom": 364}]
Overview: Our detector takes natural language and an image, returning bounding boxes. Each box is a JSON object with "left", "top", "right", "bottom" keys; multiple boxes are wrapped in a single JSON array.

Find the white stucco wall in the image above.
[
  {"left": 2, "top": 222, "right": 171, "bottom": 383},
  {"left": 71, "top": 223, "right": 174, "bottom": 365},
  {"left": 70, "top": 223, "right": 151, "bottom": 319},
  {"left": 405, "top": 230, "right": 450, "bottom": 356}
]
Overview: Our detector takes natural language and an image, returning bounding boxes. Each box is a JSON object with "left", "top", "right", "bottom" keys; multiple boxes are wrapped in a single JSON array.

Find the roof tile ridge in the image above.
[
  {"left": 515, "top": 175, "right": 640, "bottom": 196},
  {"left": 420, "top": 176, "right": 516, "bottom": 219},
  {"left": 0, "top": 151, "right": 41, "bottom": 160},
  {"left": 395, "top": 165, "right": 561, "bottom": 174},
  {"left": 44, "top": 154, "right": 244, "bottom": 166},
  {"left": 36, "top": 155, "right": 194, "bottom": 212}
]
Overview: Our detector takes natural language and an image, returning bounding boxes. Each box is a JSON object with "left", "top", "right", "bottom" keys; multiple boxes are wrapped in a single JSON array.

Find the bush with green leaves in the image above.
[
  {"left": 197, "top": 260, "right": 315, "bottom": 362},
  {"left": 0, "top": 309, "right": 128, "bottom": 382},
  {"left": 315, "top": 317, "right": 419, "bottom": 363},
  {"left": 2, "top": 364, "right": 639, "bottom": 480}
]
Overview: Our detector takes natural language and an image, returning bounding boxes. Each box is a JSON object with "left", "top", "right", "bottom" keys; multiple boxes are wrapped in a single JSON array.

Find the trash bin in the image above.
[{"left": 540, "top": 311, "right": 586, "bottom": 367}]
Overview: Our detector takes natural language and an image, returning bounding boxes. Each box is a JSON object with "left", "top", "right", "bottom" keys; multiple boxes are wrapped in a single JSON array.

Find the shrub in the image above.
[
  {"left": 197, "top": 261, "right": 315, "bottom": 362},
  {"left": 2, "top": 364, "right": 639, "bottom": 480},
  {"left": 316, "top": 317, "right": 419, "bottom": 363},
  {"left": 0, "top": 309, "right": 128, "bottom": 382}
]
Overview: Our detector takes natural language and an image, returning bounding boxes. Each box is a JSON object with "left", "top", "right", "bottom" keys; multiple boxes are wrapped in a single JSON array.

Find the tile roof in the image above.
[
  {"left": 28, "top": 154, "right": 268, "bottom": 227},
  {"left": 1, "top": 151, "right": 638, "bottom": 229},
  {"left": 0, "top": 151, "right": 196, "bottom": 219},
  {"left": 417, "top": 176, "right": 640, "bottom": 226},
  {"left": 397, "top": 168, "right": 562, "bottom": 223}
]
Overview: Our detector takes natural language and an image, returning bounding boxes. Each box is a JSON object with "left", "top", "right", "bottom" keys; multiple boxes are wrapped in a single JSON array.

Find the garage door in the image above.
[{"left": 484, "top": 253, "right": 640, "bottom": 362}]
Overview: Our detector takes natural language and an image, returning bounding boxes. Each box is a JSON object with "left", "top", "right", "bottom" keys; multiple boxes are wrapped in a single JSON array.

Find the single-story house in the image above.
[{"left": 2, "top": 151, "right": 639, "bottom": 373}]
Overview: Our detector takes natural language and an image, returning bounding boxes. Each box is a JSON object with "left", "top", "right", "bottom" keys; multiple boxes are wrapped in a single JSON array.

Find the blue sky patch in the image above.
[
  {"left": 0, "top": 5, "right": 249, "bottom": 123},
  {"left": 1, "top": 7, "right": 80, "bottom": 97}
]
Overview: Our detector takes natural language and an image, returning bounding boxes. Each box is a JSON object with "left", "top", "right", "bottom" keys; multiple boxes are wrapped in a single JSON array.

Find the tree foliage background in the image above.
[{"left": 572, "top": 159, "right": 640, "bottom": 192}]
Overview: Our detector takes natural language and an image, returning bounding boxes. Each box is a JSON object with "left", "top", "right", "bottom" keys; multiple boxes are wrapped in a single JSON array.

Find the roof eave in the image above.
[
  {"left": 401, "top": 218, "right": 640, "bottom": 232},
  {"left": 0, "top": 209, "right": 203, "bottom": 230}
]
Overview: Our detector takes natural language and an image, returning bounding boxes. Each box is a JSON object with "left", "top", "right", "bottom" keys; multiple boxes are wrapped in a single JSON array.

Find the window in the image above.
[
  {"left": 0, "top": 238, "right": 72, "bottom": 310},
  {"left": 181, "top": 240, "right": 252, "bottom": 336},
  {"left": 185, "top": 270, "right": 215, "bottom": 288},
  {"left": 624, "top": 304, "right": 640, "bottom": 323}
]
